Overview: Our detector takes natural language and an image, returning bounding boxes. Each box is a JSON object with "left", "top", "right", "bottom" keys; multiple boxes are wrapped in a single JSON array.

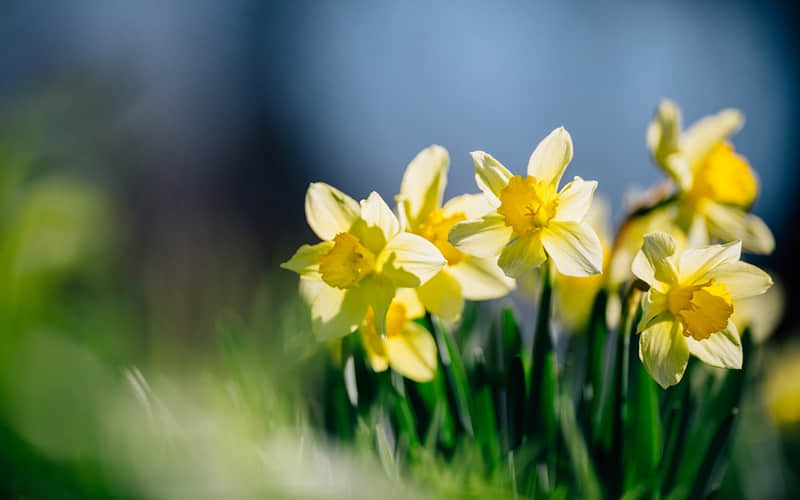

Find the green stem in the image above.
[{"left": 526, "top": 263, "right": 557, "bottom": 446}]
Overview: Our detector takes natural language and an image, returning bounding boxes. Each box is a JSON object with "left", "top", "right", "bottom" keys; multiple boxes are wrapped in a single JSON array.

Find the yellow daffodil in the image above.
[
  {"left": 395, "top": 145, "right": 516, "bottom": 321},
  {"left": 764, "top": 344, "right": 800, "bottom": 429},
  {"left": 647, "top": 100, "right": 774, "bottom": 254},
  {"left": 449, "top": 127, "right": 603, "bottom": 278},
  {"left": 282, "top": 183, "right": 446, "bottom": 340},
  {"left": 358, "top": 289, "right": 437, "bottom": 382},
  {"left": 632, "top": 232, "right": 772, "bottom": 388}
]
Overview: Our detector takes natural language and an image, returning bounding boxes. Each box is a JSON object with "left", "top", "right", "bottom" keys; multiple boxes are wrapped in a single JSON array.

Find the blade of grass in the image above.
[{"left": 430, "top": 313, "right": 474, "bottom": 436}]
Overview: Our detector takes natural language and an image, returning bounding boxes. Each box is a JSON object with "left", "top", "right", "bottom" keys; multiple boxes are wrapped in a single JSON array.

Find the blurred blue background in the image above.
[{"left": 1, "top": 0, "right": 798, "bottom": 319}]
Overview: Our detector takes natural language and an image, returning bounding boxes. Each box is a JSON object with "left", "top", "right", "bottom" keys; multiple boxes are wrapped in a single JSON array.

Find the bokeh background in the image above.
[{"left": 1, "top": 1, "right": 799, "bottom": 498}]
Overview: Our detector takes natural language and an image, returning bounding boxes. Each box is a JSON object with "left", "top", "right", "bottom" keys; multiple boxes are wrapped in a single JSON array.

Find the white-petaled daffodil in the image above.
[
  {"left": 395, "top": 145, "right": 516, "bottom": 321},
  {"left": 633, "top": 232, "right": 772, "bottom": 388},
  {"left": 282, "top": 183, "right": 446, "bottom": 340},
  {"left": 358, "top": 288, "right": 437, "bottom": 382},
  {"left": 448, "top": 127, "right": 603, "bottom": 278},
  {"left": 647, "top": 100, "right": 774, "bottom": 254}
]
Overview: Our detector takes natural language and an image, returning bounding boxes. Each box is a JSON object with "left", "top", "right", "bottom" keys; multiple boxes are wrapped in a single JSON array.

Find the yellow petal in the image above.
[
  {"left": 304, "top": 182, "right": 361, "bottom": 241},
  {"left": 678, "top": 240, "right": 741, "bottom": 286},
  {"left": 685, "top": 320, "right": 742, "bottom": 369},
  {"left": 637, "top": 289, "right": 668, "bottom": 332},
  {"left": 705, "top": 261, "right": 772, "bottom": 300},
  {"left": 631, "top": 232, "right": 678, "bottom": 289},
  {"left": 680, "top": 108, "right": 744, "bottom": 168},
  {"left": 700, "top": 200, "right": 775, "bottom": 255},
  {"left": 540, "top": 221, "right": 603, "bottom": 277},
  {"left": 498, "top": 234, "right": 547, "bottom": 278},
  {"left": 280, "top": 241, "right": 335, "bottom": 278},
  {"left": 393, "top": 288, "right": 426, "bottom": 319},
  {"left": 417, "top": 269, "right": 463, "bottom": 322},
  {"left": 471, "top": 151, "right": 512, "bottom": 203},
  {"left": 300, "top": 280, "right": 369, "bottom": 341},
  {"left": 359, "top": 312, "right": 389, "bottom": 373},
  {"left": 553, "top": 176, "right": 597, "bottom": 223},
  {"left": 448, "top": 256, "right": 516, "bottom": 301},
  {"left": 385, "top": 322, "right": 438, "bottom": 382},
  {"left": 398, "top": 145, "right": 449, "bottom": 226},
  {"left": 449, "top": 213, "right": 514, "bottom": 258},
  {"left": 359, "top": 191, "right": 400, "bottom": 249},
  {"left": 378, "top": 232, "right": 446, "bottom": 288},
  {"left": 639, "top": 314, "right": 689, "bottom": 389},
  {"left": 442, "top": 193, "right": 496, "bottom": 218},
  {"left": 527, "top": 126, "right": 573, "bottom": 186}
]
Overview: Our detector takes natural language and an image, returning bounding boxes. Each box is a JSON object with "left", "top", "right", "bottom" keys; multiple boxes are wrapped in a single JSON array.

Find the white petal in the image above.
[
  {"left": 646, "top": 100, "right": 682, "bottom": 160},
  {"left": 471, "top": 151, "right": 512, "bottom": 203},
  {"left": 378, "top": 232, "right": 446, "bottom": 288},
  {"left": 442, "top": 193, "right": 497, "bottom": 218},
  {"left": 680, "top": 108, "right": 744, "bottom": 168},
  {"left": 527, "top": 127, "right": 573, "bottom": 186},
  {"left": 685, "top": 320, "right": 742, "bottom": 369},
  {"left": 448, "top": 213, "right": 513, "bottom": 258},
  {"left": 398, "top": 145, "right": 449, "bottom": 226},
  {"left": 678, "top": 240, "right": 741, "bottom": 285},
  {"left": 733, "top": 280, "right": 784, "bottom": 344},
  {"left": 540, "top": 221, "right": 603, "bottom": 277},
  {"left": 553, "top": 176, "right": 597, "bottom": 222},
  {"left": 631, "top": 232, "right": 678, "bottom": 288},
  {"left": 639, "top": 314, "right": 690, "bottom": 389},
  {"left": 280, "top": 241, "right": 334, "bottom": 278},
  {"left": 706, "top": 261, "right": 772, "bottom": 300},
  {"left": 417, "top": 269, "right": 463, "bottom": 322},
  {"left": 360, "top": 191, "right": 400, "bottom": 244},
  {"left": 498, "top": 234, "right": 547, "bottom": 278},
  {"left": 305, "top": 182, "right": 361, "bottom": 241},
  {"left": 301, "top": 280, "right": 369, "bottom": 341},
  {"left": 701, "top": 200, "right": 775, "bottom": 255},
  {"left": 386, "top": 322, "right": 438, "bottom": 382},
  {"left": 448, "top": 256, "right": 516, "bottom": 301}
]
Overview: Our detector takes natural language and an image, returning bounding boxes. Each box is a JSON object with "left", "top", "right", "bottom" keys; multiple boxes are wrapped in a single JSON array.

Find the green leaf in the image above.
[
  {"left": 526, "top": 263, "right": 557, "bottom": 444},
  {"left": 430, "top": 314, "right": 474, "bottom": 436}
]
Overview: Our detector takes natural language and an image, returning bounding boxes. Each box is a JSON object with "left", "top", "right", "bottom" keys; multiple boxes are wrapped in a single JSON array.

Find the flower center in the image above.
[
  {"left": 415, "top": 209, "right": 468, "bottom": 266},
  {"left": 497, "top": 175, "right": 559, "bottom": 236},
  {"left": 689, "top": 142, "right": 757, "bottom": 207},
  {"left": 318, "top": 233, "right": 376, "bottom": 289},
  {"left": 667, "top": 279, "right": 733, "bottom": 340}
]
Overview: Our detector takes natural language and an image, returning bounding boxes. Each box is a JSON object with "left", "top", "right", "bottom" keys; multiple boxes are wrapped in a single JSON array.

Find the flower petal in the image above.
[
  {"left": 280, "top": 241, "right": 334, "bottom": 278},
  {"left": 706, "top": 261, "right": 773, "bottom": 300},
  {"left": 553, "top": 176, "right": 597, "bottom": 222},
  {"left": 678, "top": 240, "right": 741, "bottom": 285},
  {"left": 685, "top": 320, "right": 742, "bottom": 369},
  {"left": 360, "top": 191, "right": 401, "bottom": 245},
  {"left": 498, "top": 234, "right": 547, "bottom": 278},
  {"left": 637, "top": 289, "right": 668, "bottom": 332},
  {"left": 631, "top": 232, "right": 678, "bottom": 289},
  {"left": 300, "top": 280, "right": 369, "bottom": 341},
  {"left": 471, "top": 151, "right": 512, "bottom": 203},
  {"left": 646, "top": 100, "right": 681, "bottom": 161},
  {"left": 527, "top": 126, "right": 573, "bottom": 186},
  {"left": 448, "top": 256, "right": 516, "bottom": 301},
  {"left": 700, "top": 200, "right": 775, "bottom": 255},
  {"left": 540, "top": 221, "right": 603, "bottom": 277},
  {"left": 449, "top": 213, "right": 513, "bottom": 258},
  {"left": 639, "top": 314, "right": 690, "bottom": 389},
  {"left": 359, "top": 320, "right": 389, "bottom": 372},
  {"left": 305, "top": 182, "right": 361, "bottom": 241},
  {"left": 398, "top": 145, "right": 449, "bottom": 226},
  {"left": 386, "top": 322, "right": 438, "bottom": 382},
  {"left": 394, "top": 287, "right": 426, "bottom": 319},
  {"left": 417, "top": 269, "right": 463, "bottom": 322},
  {"left": 733, "top": 280, "right": 784, "bottom": 344},
  {"left": 378, "top": 232, "right": 446, "bottom": 288},
  {"left": 442, "top": 193, "right": 496, "bottom": 218},
  {"left": 358, "top": 276, "right": 396, "bottom": 336},
  {"left": 680, "top": 108, "right": 744, "bottom": 168}
]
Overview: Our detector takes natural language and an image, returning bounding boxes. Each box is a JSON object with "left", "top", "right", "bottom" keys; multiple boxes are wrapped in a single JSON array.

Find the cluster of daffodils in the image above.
[{"left": 283, "top": 101, "right": 776, "bottom": 389}]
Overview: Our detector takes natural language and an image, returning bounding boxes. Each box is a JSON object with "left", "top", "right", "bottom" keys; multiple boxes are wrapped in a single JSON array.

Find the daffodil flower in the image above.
[
  {"left": 448, "top": 127, "right": 603, "bottom": 278},
  {"left": 633, "top": 232, "right": 772, "bottom": 388},
  {"left": 358, "top": 289, "right": 437, "bottom": 382},
  {"left": 395, "top": 145, "right": 515, "bottom": 321},
  {"left": 647, "top": 100, "right": 774, "bottom": 254},
  {"left": 282, "top": 183, "right": 446, "bottom": 340}
]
